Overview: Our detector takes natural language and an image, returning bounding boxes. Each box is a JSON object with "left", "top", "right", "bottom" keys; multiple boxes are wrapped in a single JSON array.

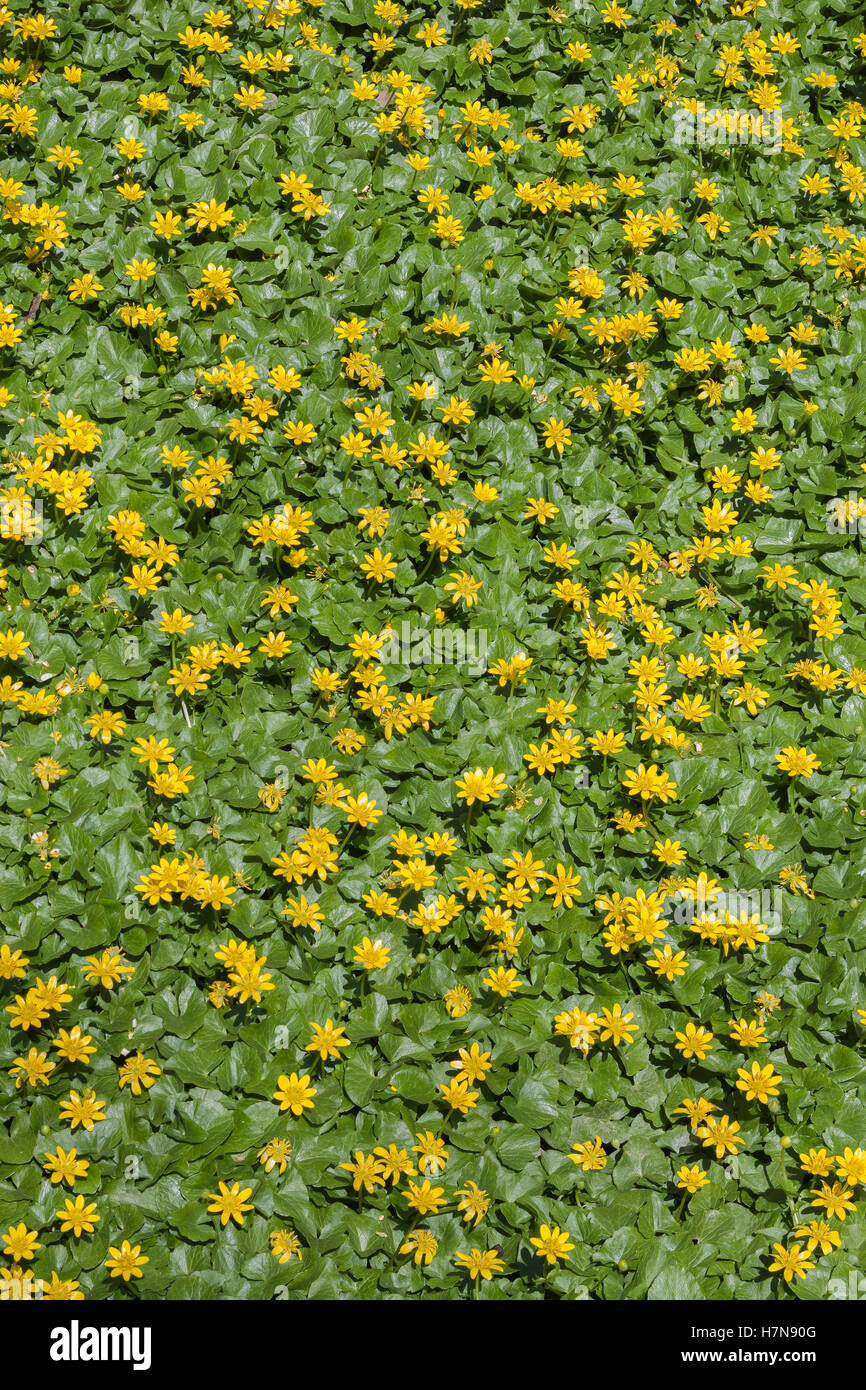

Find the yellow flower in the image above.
[
  {"left": 454, "top": 1248, "right": 505, "bottom": 1279},
  {"left": 735, "top": 1061, "right": 782, "bottom": 1104},
  {"left": 768, "top": 1243, "right": 815, "bottom": 1283},
  {"left": 305, "top": 1019, "right": 351, "bottom": 1060},
  {"left": 206, "top": 1181, "right": 255, "bottom": 1226},
  {"left": 676, "top": 1165, "right": 710, "bottom": 1194},
  {"left": 273, "top": 1072, "right": 317, "bottom": 1115},
  {"left": 529, "top": 1223, "right": 575, "bottom": 1264},
  {"left": 104, "top": 1240, "right": 149, "bottom": 1280},
  {"left": 775, "top": 746, "right": 821, "bottom": 778},
  {"left": 55, "top": 1194, "right": 100, "bottom": 1237},
  {"left": 674, "top": 1022, "right": 715, "bottom": 1060}
]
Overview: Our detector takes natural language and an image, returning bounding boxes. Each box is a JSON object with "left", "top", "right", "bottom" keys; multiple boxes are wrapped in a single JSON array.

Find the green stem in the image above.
[{"left": 338, "top": 822, "right": 358, "bottom": 855}]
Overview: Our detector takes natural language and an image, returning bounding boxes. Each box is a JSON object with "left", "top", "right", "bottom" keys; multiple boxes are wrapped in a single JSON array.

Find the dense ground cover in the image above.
[{"left": 1, "top": 0, "right": 866, "bottom": 1301}]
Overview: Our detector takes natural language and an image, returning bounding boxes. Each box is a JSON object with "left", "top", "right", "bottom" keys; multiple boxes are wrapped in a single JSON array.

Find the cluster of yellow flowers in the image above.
[{"left": 2, "top": 0, "right": 866, "bottom": 1303}]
